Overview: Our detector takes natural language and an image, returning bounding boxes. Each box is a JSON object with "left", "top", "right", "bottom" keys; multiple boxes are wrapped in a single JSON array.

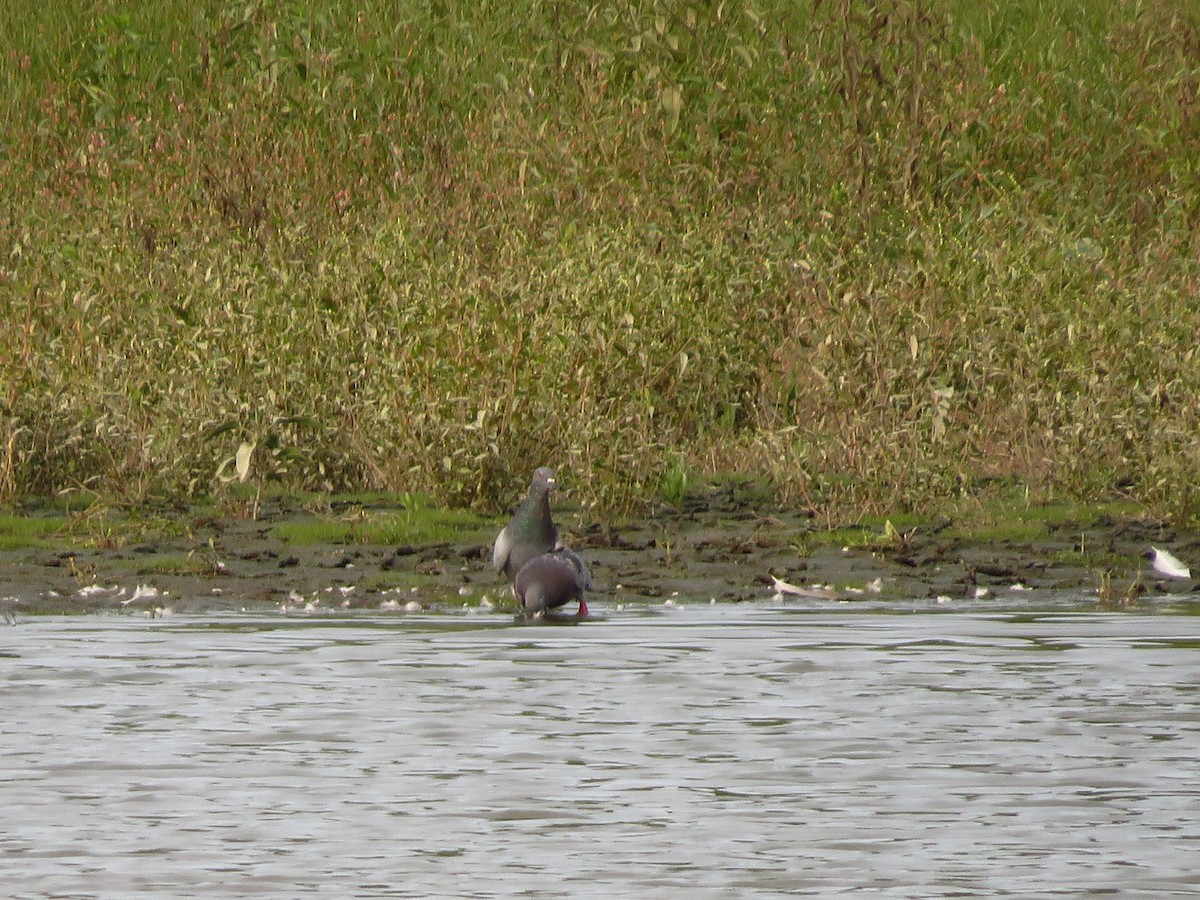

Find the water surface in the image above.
[{"left": 2, "top": 601, "right": 1198, "bottom": 897}]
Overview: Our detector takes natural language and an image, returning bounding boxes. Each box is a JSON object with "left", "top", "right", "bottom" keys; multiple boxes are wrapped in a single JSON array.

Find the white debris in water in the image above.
[
  {"left": 338, "top": 585, "right": 355, "bottom": 596},
  {"left": 770, "top": 576, "right": 844, "bottom": 601},
  {"left": 935, "top": 595, "right": 953, "bottom": 604},
  {"left": 770, "top": 575, "right": 808, "bottom": 596},
  {"left": 287, "top": 590, "right": 306, "bottom": 604},
  {"left": 117, "top": 584, "right": 170, "bottom": 618},
  {"left": 662, "top": 598, "right": 677, "bottom": 607},
  {"left": 770, "top": 592, "right": 785, "bottom": 603},
  {"left": 974, "top": 587, "right": 992, "bottom": 599},
  {"left": 380, "top": 599, "right": 400, "bottom": 611},
  {"left": 210, "top": 587, "right": 223, "bottom": 595},
  {"left": 78, "top": 583, "right": 120, "bottom": 597},
  {"left": 1010, "top": 583, "right": 1031, "bottom": 592},
  {"left": 122, "top": 584, "right": 164, "bottom": 606},
  {"left": 404, "top": 600, "right": 422, "bottom": 612}
]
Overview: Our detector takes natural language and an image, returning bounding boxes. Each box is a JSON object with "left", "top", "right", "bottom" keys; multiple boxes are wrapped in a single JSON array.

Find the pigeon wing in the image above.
[{"left": 493, "top": 526, "right": 513, "bottom": 575}]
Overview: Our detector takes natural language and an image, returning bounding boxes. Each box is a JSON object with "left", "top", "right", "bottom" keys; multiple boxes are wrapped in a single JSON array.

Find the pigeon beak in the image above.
[{"left": 577, "top": 597, "right": 589, "bottom": 617}]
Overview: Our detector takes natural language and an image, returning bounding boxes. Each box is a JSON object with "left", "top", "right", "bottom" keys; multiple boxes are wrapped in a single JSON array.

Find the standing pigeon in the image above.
[
  {"left": 515, "top": 546, "right": 591, "bottom": 617},
  {"left": 493, "top": 467, "right": 560, "bottom": 582}
]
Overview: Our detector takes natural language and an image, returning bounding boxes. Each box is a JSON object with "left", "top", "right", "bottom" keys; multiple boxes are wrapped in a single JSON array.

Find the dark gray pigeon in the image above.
[
  {"left": 493, "top": 467, "right": 560, "bottom": 582},
  {"left": 515, "top": 546, "right": 591, "bottom": 617}
]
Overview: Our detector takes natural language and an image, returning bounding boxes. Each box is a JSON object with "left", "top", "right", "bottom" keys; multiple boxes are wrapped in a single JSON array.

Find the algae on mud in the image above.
[{"left": 1, "top": 487, "right": 1197, "bottom": 618}]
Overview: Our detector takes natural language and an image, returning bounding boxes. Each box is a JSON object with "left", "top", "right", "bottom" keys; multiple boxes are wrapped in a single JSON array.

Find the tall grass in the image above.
[{"left": 2, "top": 0, "right": 1199, "bottom": 519}]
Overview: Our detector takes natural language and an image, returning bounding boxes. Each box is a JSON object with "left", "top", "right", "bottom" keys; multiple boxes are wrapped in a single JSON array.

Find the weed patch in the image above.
[{"left": 2, "top": 0, "right": 1199, "bottom": 522}]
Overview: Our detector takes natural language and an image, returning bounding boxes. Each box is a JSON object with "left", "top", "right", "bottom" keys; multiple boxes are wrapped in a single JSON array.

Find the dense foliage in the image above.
[{"left": 2, "top": 0, "right": 1198, "bottom": 517}]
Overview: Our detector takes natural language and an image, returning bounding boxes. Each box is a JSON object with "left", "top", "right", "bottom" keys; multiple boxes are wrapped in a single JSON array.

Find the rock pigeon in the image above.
[
  {"left": 493, "top": 467, "right": 560, "bottom": 582},
  {"left": 515, "top": 546, "right": 591, "bottom": 617}
]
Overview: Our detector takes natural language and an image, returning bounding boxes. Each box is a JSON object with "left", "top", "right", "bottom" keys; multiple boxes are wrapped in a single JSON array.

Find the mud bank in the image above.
[{"left": 2, "top": 491, "right": 1198, "bottom": 619}]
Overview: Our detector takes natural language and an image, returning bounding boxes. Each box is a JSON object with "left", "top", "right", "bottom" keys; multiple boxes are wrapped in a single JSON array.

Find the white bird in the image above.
[{"left": 1149, "top": 546, "right": 1191, "bottom": 579}]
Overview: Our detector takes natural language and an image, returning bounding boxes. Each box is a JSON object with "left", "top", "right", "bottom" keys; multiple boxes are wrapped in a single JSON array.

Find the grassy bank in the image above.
[{"left": 2, "top": 0, "right": 1199, "bottom": 519}]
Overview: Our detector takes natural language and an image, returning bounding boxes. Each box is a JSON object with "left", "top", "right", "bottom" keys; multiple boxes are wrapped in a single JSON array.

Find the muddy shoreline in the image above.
[{"left": 3, "top": 492, "right": 1199, "bottom": 619}]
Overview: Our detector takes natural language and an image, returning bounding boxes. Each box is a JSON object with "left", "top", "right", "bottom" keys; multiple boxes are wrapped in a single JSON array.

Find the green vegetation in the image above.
[
  {"left": 0, "top": 513, "right": 63, "bottom": 550},
  {"left": 2, "top": 0, "right": 1199, "bottom": 520},
  {"left": 789, "top": 493, "right": 1151, "bottom": 555},
  {"left": 273, "top": 494, "right": 490, "bottom": 545},
  {"left": 940, "top": 495, "right": 1147, "bottom": 542},
  {"left": 0, "top": 489, "right": 490, "bottom": 551},
  {"left": 659, "top": 458, "right": 690, "bottom": 508},
  {"left": 134, "top": 552, "right": 224, "bottom": 577}
]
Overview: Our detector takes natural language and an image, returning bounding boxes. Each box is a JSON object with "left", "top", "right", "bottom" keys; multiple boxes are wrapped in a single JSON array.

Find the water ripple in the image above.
[{"left": 0, "top": 604, "right": 1197, "bottom": 897}]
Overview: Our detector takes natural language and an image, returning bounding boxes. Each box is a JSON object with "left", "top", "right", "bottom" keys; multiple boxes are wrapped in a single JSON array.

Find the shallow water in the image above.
[{"left": 2, "top": 601, "right": 1198, "bottom": 898}]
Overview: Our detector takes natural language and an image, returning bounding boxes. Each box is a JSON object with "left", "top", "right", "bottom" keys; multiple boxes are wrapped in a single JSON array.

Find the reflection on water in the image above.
[{"left": 2, "top": 603, "right": 1198, "bottom": 897}]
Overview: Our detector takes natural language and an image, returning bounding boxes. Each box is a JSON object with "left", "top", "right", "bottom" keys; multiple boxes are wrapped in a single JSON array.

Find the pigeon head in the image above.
[{"left": 530, "top": 466, "right": 556, "bottom": 496}]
